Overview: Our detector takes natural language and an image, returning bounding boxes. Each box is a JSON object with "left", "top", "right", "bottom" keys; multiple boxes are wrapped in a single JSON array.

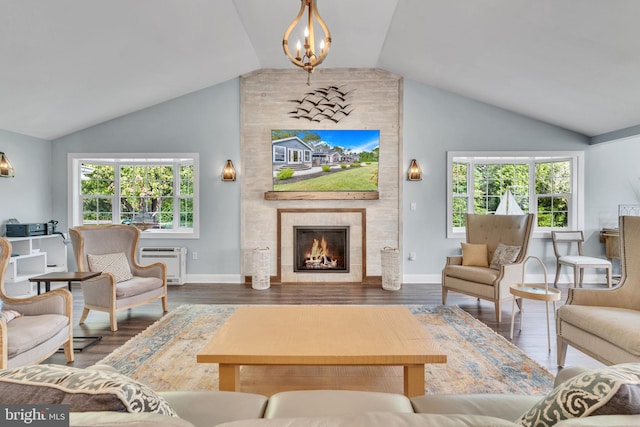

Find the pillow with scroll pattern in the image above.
[
  {"left": 0, "top": 364, "right": 177, "bottom": 416},
  {"left": 518, "top": 363, "right": 640, "bottom": 427}
]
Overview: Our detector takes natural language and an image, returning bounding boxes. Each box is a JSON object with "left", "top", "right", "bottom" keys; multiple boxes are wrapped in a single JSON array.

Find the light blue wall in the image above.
[
  {"left": 587, "top": 137, "right": 640, "bottom": 226},
  {"left": 5, "top": 76, "right": 639, "bottom": 281},
  {"left": 585, "top": 136, "right": 640, "bottom": 274},
  {"left": 0, "top": 130, "right": 52, "bottom": 230},
  {"left": 402, "top": 79, "right": 590, "bottom": 281},
  {"left": 51, "top": 79, "right": 241, "bottom": 277}
]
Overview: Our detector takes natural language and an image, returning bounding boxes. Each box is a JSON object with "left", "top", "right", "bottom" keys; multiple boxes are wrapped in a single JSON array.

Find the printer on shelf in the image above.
[{"left": 6, "top": 223, "right": 52, "bottom": 237}]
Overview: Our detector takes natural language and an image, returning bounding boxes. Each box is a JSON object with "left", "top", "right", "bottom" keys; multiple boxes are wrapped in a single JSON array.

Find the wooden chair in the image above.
[
  {"left": 69, "top": 224, "right": 168, "bottom": 331},
  {"left": 551, "top": 230, "right": 612, "bottom": 288},
  {"left": 0, "top": 237, "right": 73, "bottom": 368}
]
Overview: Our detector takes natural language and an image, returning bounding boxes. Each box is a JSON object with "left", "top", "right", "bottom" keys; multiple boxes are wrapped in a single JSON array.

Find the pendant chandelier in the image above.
[{"left": 282, "top": 0, "right": 331, "bottom": 84}]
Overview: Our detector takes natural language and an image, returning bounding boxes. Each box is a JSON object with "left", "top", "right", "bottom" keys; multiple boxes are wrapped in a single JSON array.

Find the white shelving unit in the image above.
[{"left": 4, "top": 234, "right": 68, "bottom": 297}]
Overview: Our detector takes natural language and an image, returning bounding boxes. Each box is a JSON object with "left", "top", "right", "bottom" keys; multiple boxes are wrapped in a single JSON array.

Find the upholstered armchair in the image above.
[
  {"left": 0, "top": 237, "right": 73, "bottom": 368},
  {"left": 69, "top": 225, "right": 168, "bottom": 332},
  {"left": 442, "top": 214, "right": 535, "bottom": 323},
  {"left": 557, "top": 215, "right": 640, "bottom": 367}
]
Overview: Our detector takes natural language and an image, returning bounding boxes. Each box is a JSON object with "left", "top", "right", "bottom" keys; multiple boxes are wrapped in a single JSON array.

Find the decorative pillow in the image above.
[
  {"left": 0, "top": 310, "right": 22, "bottom": 323},
  {"left": 0, "top": 364, "right": 177, "bottom": 416},
  {"left": 461, "top": 243, "right": 489, "bottom": 267},
  {"left": 518, "top": 363, "right": 640, "bottom": 427},
  {"left": 490, "top": 243, "right": 521, "bottom": 270},
  {"left": 88, "top": 252, "right": 133, "bottom": 283}
]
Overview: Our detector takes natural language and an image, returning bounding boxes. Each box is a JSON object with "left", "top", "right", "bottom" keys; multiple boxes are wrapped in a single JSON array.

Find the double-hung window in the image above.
[
  {"left": 69, "top": 153, "right": 199, "bottom": 239},
  {"left": 447, "top": 151, "right": 584, "bottom": 238}
]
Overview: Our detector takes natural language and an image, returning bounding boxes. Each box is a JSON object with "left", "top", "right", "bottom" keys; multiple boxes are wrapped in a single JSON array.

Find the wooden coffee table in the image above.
[{"left": 196, "top": 305, "right": 446, "bottom": 397}]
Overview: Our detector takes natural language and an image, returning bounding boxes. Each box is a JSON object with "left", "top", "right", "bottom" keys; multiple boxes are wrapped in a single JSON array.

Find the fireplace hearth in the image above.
[{"left": 294, "top": 226, "right": 349, "bottom": 273}]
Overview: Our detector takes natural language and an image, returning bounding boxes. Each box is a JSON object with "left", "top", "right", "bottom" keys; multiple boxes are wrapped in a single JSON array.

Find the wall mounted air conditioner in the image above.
[{"left": 138, "top": 247, "right": 187, "bottom": 285}]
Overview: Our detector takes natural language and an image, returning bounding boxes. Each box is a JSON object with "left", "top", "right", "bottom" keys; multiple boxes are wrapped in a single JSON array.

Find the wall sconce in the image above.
[
  {"left": 221, "top": 159, "right": 236, "bottom": 182},
  {"left": 0, "top": 152, "right": 14, "bottom": 178},
  {"left": 407, "top": 159, "right": 422, "bottom": 181}
]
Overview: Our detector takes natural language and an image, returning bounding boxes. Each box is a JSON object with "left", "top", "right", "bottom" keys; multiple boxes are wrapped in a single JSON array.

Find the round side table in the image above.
[{"left": 510, "top": 255, "right": 562, "bottom": 351}]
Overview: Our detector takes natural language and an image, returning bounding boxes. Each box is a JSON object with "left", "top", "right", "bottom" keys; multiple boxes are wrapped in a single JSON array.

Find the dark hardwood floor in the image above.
[{"left": 44, "top": 282, "right": 606, "bottom": 375}]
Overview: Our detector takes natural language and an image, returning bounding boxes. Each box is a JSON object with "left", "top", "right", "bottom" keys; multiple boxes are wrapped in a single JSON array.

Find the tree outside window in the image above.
[
  {"left": 535, "top": 161, "right": 571, "bottom": 228},
  {"left": 80, "top": 164, "right": 114, "bottom": 224}
]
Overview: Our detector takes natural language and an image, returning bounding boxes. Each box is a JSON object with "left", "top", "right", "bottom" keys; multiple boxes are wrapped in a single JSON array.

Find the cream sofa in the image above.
[{"left": 62, "top": 365, "right": 640, "bottom": 427}]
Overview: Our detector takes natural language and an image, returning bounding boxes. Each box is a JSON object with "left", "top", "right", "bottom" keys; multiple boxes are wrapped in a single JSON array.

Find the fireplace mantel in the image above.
[{"left": 264, "top": 191, "right": 379, "bottom": 200}]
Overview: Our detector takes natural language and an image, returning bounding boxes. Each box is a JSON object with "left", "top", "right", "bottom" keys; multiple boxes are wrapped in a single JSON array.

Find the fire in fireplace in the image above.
[{"left": 294, "top": 226, "right": 349, "bottom": 272}]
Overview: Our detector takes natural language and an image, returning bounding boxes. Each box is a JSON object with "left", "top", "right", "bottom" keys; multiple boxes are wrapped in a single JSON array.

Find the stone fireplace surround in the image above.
[
  {"left": 278, "top": 209, "right": 365, "bottom": 283},
  {"left": 240, "top": 69, "right": 402, "bottom": 285},
  {"left": 294, "top": 226, "right": 349, "bottom": 273}
]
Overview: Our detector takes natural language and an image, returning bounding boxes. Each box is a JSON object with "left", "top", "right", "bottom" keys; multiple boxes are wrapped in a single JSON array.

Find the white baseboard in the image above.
[
  {"left": 402, "top": 274, "right": 441, "bottom": 284},
  {"left": 403, "top": 272, "right": 613, "bottom": 286},
  {"left": 184, "top": 272, "right": 612, "bottom": 286},
  {"left": 186, "top": 274, "right": 243, "bottom": 284}
]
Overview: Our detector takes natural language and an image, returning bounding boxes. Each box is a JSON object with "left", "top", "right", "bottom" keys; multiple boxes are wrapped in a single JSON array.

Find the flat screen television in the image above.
[{"left": 271, "top": 129, "right": 380, "bottom": 192}]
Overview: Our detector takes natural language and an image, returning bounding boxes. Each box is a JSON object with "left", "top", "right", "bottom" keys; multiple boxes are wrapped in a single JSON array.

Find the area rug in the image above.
[{"left": 98, "top": 304, "right": 554, "bottom": 396}]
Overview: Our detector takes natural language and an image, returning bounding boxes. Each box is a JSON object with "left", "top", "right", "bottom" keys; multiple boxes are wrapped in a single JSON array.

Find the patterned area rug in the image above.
[{"left": 98, "top": 304, "right": 554, "bottom": 395}]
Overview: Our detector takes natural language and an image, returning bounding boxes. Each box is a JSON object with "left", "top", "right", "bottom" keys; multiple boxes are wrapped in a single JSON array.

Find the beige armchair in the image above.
[
  {"left": 557, "top": 215, "right": 640, "bottom": 367},
  {"left": 69, "top": 225, "right": 168, "bottom": 331},
  {"left": 442, "top": 214, "right": 535, "bottom": 323},
  {"left": 0, "top": 237, "right": 73, "bottom": 368}
]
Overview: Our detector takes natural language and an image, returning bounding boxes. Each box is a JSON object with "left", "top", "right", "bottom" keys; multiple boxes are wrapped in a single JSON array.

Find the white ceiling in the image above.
[{"left": 1, "top": 0, "right": 639, "bottom": 140}]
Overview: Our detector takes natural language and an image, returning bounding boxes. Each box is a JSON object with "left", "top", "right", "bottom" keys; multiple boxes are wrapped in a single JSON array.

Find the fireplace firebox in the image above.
[{"left": 294, "top": 226, "right": 349, "bottom": 273}]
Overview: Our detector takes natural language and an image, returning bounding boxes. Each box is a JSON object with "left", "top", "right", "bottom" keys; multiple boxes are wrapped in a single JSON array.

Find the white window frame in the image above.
[
  {"left": 446, "top": 151, "right": 584, "bottom": 239},
  {"left": 68, "top": 153, "right": 200, "bottom": 239},
  {"left": 273, "top": 146, "right": 286, "bottom": 163}
]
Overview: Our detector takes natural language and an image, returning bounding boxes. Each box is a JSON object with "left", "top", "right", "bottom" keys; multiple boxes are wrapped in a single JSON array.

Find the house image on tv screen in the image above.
[{"left": 271, "top": 129, "right": 380, "bottom": 192}]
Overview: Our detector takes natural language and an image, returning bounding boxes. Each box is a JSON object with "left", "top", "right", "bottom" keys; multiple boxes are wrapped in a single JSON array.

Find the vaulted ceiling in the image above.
[{"left": 1, "top": 0, "right": 639, "bottom": 140}]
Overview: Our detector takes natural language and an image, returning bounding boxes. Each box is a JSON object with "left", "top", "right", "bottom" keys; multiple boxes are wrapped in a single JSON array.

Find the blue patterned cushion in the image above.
[
  {"left": 518, "top": 363, "right": 640, "bottom": 426},
  {"left": 0, "top": 364, "right": 176, "bottom": 416}
]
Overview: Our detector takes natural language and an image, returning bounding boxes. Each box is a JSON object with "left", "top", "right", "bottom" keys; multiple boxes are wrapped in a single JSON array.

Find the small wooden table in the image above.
[
  {"left": 197, "top": 305, "right": 446, "bottom": 397},
  {"left": 600, "top": 228, "right": 620, "bottom": 262},
  {"left": 29, "top": 271, "right": 103, "bottom": 352},
  {"left": 29, "top": 271, "right": 100, "bottom": 295}
]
